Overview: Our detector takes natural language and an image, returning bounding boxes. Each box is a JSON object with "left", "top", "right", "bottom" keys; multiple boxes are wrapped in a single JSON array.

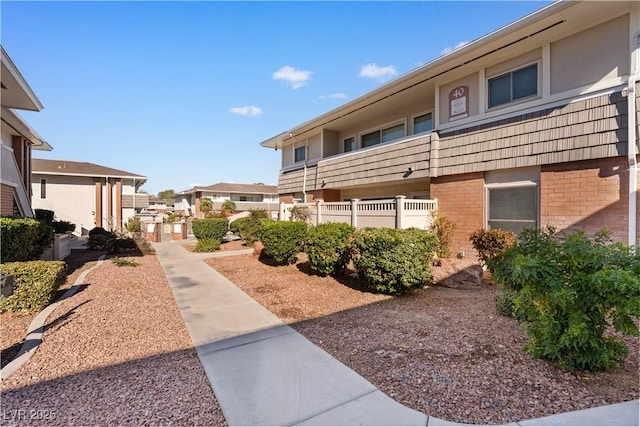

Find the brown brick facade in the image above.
[
  {"left": 430, "top": 172, "right": 485, "bottom": 258},
  {"left": 540, "top": 156, "right": 638, "bottom": 243},
  {"left": 1, "top": 184, "right": 16, "bottom": 216}
]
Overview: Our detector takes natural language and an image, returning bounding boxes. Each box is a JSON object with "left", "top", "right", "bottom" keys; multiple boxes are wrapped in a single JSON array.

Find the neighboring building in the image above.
[
  {"left": 1, "top": 46, "right": 53, "bottom": 217},
  {"left": 31, "top": 159, "right": 148, "bottom": 235},
  {"left": 261, "top": 0, "right": 640, "bottom": 255},
  {"left": 147, "top": 196, "right": 174, "bottom": 215},
  {"left": 175, "top": 183, "right": 279, "bottom": 218}
]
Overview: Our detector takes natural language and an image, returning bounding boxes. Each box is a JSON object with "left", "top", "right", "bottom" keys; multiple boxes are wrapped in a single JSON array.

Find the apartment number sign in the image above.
[{"left": 449, "top": 85, "right": 469, "bottom": 121}]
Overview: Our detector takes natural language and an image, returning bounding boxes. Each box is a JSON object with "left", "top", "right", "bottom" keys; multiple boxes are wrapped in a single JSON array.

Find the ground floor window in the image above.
[{"left": 487, "top": 185, "right": 538, "bottom": 235}]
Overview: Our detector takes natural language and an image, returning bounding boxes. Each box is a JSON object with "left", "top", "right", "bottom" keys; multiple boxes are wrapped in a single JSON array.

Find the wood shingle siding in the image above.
[
  {"left": 278, "top": 135, "right": 430, "bottom": 193},
  {"left": 437, "top": 91, "right": 628, "bottom": 177}
]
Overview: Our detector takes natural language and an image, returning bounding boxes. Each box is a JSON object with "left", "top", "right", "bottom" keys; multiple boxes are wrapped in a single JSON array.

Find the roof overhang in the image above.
[
  {"left": 260, "top": 0, "right": 629, "bottom": 149},
  {"left": 1, "top": 46, "right": 44, "bottom": 111},
  {"left": 1, "top": 107, "right": 52, "bottom": 151}
]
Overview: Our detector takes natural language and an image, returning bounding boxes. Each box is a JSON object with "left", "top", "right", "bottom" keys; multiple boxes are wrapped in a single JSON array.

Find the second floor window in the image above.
[
  {"left": 40, "top": 178, "right": 46, "bottom": 199},
  {"left": 413, "top": 113, "right": 433, "bottom": 134},
  {"left": 294, "top": 145, "right": 306, "bottom": 162},
  {"left": 361, "top": 122, "right": 405, "bottom": 148},
  {"left": 488, "top": 63, "right": 538, "bottom": 108},
  {"left": 344, "top": 137, "right": 355, "bottom": 152}
]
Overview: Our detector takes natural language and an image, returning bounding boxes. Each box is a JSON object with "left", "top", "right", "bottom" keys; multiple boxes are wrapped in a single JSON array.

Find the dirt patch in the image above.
[{"left": 205, "top": 252, "right": 639, "bottom": 425}]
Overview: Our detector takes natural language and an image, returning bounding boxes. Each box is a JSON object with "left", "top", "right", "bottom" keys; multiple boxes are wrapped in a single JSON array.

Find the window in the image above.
[
  {"left": 488, "top": 63, "right": 538, "bottom": 108},
  {"left": 487, "top": 185, "right": 538, "bottom": 235},
  {"left": 361, "top": 122, "right": 405, "bottom": 148},
  {"left": 40, "top": 178, "right": 46, "bottom": 199},
  {"left": 294, "top": 145, "right": 306, "bottom": 162},
  {"left": 413, "top": 113, "right": 432, "bottom": 134},
  {"left": 343, "top": 137, "right": 355, "bottom": 152}
]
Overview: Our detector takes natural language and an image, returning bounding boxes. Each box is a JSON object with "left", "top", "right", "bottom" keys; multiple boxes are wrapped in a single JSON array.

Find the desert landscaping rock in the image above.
[{"left": 1, "top": 250, "right": 226, "bottom": 426}]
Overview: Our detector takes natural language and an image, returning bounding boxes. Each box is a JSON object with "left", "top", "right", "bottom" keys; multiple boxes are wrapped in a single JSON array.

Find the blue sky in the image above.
[{"left": 2, "top": 0, "right": 550, "bottom": 195}]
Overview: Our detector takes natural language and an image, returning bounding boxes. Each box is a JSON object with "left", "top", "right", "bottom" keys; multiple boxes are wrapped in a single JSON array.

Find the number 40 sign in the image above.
[{"left": 449, "top": 85, "right": 469, "bottom": 121}]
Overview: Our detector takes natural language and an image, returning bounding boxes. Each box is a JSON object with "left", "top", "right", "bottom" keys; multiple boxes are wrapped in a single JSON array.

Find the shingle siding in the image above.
[{"left": 438, "top": 91, "right": 628, "bottom": 177}]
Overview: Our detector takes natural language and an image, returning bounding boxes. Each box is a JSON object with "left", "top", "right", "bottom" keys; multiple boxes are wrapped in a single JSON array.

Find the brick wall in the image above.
[
  {"left": 430, "top": 172, "right": 485, "bottom": 258},
  {"left": 1, "top": 184, "right": 15, "bottom": 216},
  {"left": 540, "top": 156, "right": 634, "bottom": 243}
]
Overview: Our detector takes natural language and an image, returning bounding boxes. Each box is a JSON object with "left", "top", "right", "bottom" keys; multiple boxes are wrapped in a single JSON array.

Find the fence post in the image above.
[
  {"left": 279, "top": 203, "right": 288, "bottom": 222},
  {"left": 316, "top": 199, "right": 323, "bottom": 226},
  {"left": 351, "top": 199, "right": 359, "bottom": 228},
  {"left": 396, "top": 195, "right": 406, "bottom": 229}
]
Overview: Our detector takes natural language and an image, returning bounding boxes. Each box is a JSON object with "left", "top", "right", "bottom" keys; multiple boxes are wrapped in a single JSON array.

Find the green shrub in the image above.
[
  {"left": 0, "top": 260, "right": 67, "bottom": 312},
  {"left": 125, "top": 216, "right": 141, "bottom": 232},
  {"left": 229, "top": 217, "right": 248, "bottom": 234},
  {"left": 306, "top": 223, "right": 355, "bottom": 276},
  {"left": 111, "top": 257, "right": 139, "bottom": 267},
  {"left": 192, "top": 218, "right": 228, "bottom": 243},
  {"left": 431, "top": 212, "right": 455, "bottom": 258},
  {"left": 351, "top": 228, "right": 438, "bottom": 294},
  {"left": 492, "top": 227, "right": 640, "bottom": 372},
  {"left": 51, "top": 220, "right": 75, "bottom": 234},
  {"left": 469, "top": 228, "right": 517, "bottom": 272},
  {"left": 34, "top": 209, "right": 55, "bottom": 224},
  {"left": 236, "top": 216, "right": 271, "bottom": 247},
  {"left": 1, "top": 217, "right": 54, "bottom": 262},
  {"left": 260, "top": 221, "right": 307, "bottom": 265},
  {"left": 194, "top": 238, "right": 221, "bottom": 252}
]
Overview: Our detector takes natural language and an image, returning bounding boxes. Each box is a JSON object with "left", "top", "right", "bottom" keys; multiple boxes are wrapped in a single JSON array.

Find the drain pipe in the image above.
[
  {"left": 627, "top": 34, "right": 639, "bottom": 247},
  {"left": 289, "top": 132, "right": 308, "bottom": 203}
]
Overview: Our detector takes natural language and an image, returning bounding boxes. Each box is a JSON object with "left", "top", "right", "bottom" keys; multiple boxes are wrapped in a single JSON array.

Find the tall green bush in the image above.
[
  {"left": 1, "top": 217, "right": 54, "bottom": 262},
  {"left": 234, "top": 212, "right": 271, "bottom": 246},
  {"left": 0, "top": 260, "right": 67, "bottom": 312},
  {"left": 259, "top": 221, "right": 307, "bottom": 265},
  {"left": 469, "top": 228, "right": 516, "bottom": 272},
  {"left": 492, "top": 227, "right": 640, "bottom": 372},
  {"left": 306, "top": 223, "right": 355, "bottom": 276},
  {"left": 192, "top": 217, "right": 228, "bottom": 243},
  {"left": 351, "top": 227, "right": 438, "bottom": 294}
]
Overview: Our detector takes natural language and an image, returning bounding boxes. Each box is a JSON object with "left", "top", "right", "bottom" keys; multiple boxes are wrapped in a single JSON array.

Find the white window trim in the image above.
[
  {"left": 486, "top": 59, "right": 542, "bottom": 112},
  {"left": 485, "top": 181, "right": 539, "bottom": 231},
  {"left": 411, "top": 110, "right": 434, "bottom": 135},
  {"left": 358, "top": 118, "right": 407, "bottom": 148},
  {"left": 294, "top": 144, "right": 307, "bottom": 163}
]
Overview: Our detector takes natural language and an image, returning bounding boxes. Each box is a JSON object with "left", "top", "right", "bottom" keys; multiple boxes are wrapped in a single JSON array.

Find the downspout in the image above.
[
  {"left": 627, "top": 34, "right": 640, "bottom": 247},
  {"left": 289, "top": 132, "right": 308, "bottom": 202}
]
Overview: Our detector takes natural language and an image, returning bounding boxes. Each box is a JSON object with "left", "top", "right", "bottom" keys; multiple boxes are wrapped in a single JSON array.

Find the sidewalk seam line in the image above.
[{"left": 288, "top": 389, "right": 379, "bottom": 426}]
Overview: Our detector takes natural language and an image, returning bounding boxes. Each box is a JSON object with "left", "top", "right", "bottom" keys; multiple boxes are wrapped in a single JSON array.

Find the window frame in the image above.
[
  {"left": 343, "top": 136, "right": 356, "bottom": 153},
  {"left": 485, "top": 182, "right": 539, "bottom": 235},
  {"left": 294, "top": 145, "right": 306, "bottom": 163},
  {"left": 487, "top": 61, "right": 540, "bottom": 110},
  {"left": 411, "top": 111, "right": 433, "bottom": 135},
  {"left": 358, "top": 119, "right": 406, "bottom": 149},
  {"left": 40, "top": 178, "right": 46, "bottom": 199}
]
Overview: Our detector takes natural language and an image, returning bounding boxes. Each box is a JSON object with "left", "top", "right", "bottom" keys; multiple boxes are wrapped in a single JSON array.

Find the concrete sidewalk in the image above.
[{"left": 154, "top": 241, "right": 639, "bottom": 426}]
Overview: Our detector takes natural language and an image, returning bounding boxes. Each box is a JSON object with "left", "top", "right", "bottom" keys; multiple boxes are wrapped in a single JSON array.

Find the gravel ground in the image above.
[
  {"left": 1, "top": 250, "right": 226, "bottom": 426},
  {"left": 207, "top": 251, "right": 640, "bottom": 425}
]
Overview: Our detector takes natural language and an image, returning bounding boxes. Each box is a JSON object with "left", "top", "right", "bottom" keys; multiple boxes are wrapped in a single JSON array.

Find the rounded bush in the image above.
[
  {"left": 192, "top": 218, "right": 228, "bottom": 244},
  {"left": 351, "top": 227, "right": 438, "bottom": 294},
  {"left": 194, "top": 238, "right": 221, "bottom": 252},
  {"left": 306, "top": 223, "right": 355, "bottom": 276},
  {"left": 0, "top": 260, "right": 67, "bottom": 312},
  {"left": 1, "top": 217, "right": 54, "bottom": 262},
  {"left": 260, "top": 221, "right": 307, "bottom": 265}
]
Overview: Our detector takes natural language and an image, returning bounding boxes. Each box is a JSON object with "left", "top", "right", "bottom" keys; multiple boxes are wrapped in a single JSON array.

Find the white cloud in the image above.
[
  {"left": 359, "top": 63, "right": 398, "bottom": 81},
  {"left": 272, "top": 65, "right": 312, "bottom": 89},
  {"left": 440, "top": 41, "right": 469, "bottom": 55},
  {"left": 318, "top": 93, "right": 347, "bottom": 101},
  {"left": 229, "top": 106, "right": 263, "bottom": 117}
]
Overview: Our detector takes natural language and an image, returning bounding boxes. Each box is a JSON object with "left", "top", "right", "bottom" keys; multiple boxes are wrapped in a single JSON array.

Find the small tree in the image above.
[
  {"left": 200, "top": 198, "right": 213, "bottom": 217},
  {"left": 158, "top": 189, "right": 175, "bottom": 200},
  {"left": 430, "top": 212, "right": 455, "bottom": 258},
  {"left": 221, "top": 200, "right": 236, "bottom": 216},
  {"left": 289, "top": 205, "right": 311, "bottom": 222}
]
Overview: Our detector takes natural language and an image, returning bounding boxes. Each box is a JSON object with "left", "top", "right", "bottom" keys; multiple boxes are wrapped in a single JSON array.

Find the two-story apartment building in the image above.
[
  {"left": 261, "top": 0, "right": 640, "bottom": 256},
  {"left": 175, "top": 183, "right": 279, "bottom": 218},
  {"left": 31, "top": 159, "right": 148, "bottom": 235},
  {"left": 1, "top": 46, "right": 53, "bottom": 217}
]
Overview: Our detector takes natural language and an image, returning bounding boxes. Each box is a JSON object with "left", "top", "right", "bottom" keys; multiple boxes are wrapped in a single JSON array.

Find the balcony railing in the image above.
[{"left": 280, "top": 196, "right": 438, "bottom": 230}]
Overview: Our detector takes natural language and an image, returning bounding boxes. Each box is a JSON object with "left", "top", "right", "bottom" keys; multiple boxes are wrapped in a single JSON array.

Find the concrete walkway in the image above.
[{"left": 154, "top": 240, "right": 640, "bottom": 426}]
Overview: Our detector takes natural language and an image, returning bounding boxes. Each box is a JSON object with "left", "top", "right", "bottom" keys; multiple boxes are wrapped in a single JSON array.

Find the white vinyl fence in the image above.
[{"left": 280, "top": 196, "right": 438, "bottom": 230}]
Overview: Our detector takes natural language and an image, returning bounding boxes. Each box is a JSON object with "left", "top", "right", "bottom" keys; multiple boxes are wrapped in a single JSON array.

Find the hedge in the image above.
[
  {"left": 351, "top": 227, "right": 438, "bottom": 294},
  {"left": 0, "top": 260, "right": 67, "bottom": 312},
  {"left": 192, "top": 217, "right": 228, "bottom": 243},
  {"left": 306, "top": 223, "right": 355, "bottom": 276},
  {"left": 260, "top": 221, "right": 307, "bottom": 265},
  {"left": 1, "top": 217, "right": 54, "bottom": 262}
]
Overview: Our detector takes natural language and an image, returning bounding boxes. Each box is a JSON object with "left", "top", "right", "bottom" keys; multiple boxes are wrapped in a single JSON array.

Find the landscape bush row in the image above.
[{"left": 0, "top": 260, "right": 67, "bottom": 312}]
